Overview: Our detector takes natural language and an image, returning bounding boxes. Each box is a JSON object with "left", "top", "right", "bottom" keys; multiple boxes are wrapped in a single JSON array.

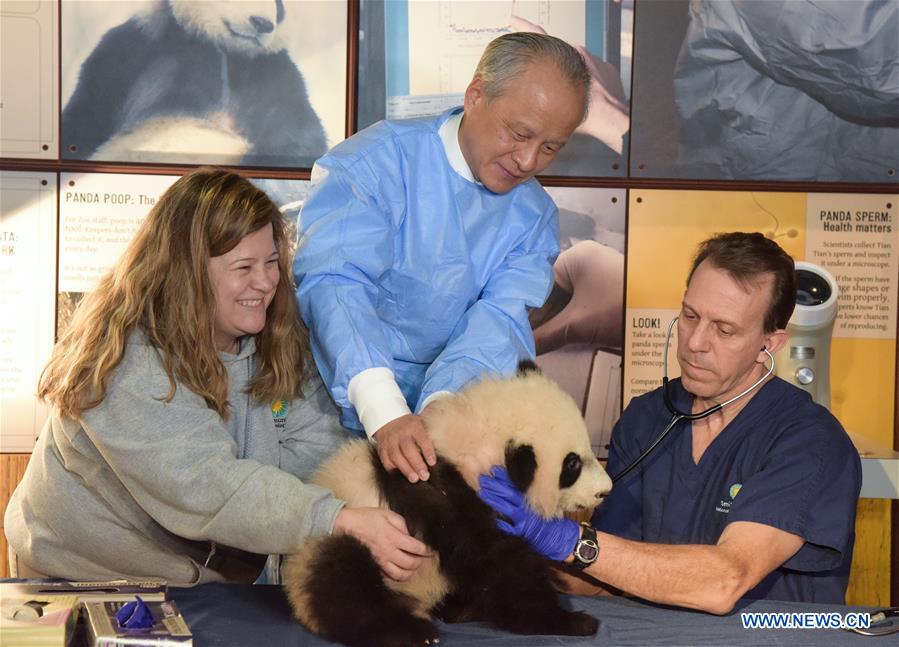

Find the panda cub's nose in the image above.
[{"left": 250, "top": 16, "right": 275, "bottom": 35}]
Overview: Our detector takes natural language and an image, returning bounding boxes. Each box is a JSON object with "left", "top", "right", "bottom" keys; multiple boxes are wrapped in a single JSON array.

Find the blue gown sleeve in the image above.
[
  {"left": 293, "top": 156, "right": 398, "bottom": 411},
  {"left": 414, "top": 201, "right": 559, "bottom": 409}
]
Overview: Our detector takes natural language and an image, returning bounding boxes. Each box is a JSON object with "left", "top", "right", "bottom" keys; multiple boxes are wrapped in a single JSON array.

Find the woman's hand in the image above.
[
  {"left": 477, "top": 466, "right": 579, "bottom": 561},
  {"left": 332, "top": 507, "right": 433, "bottom": 581}
]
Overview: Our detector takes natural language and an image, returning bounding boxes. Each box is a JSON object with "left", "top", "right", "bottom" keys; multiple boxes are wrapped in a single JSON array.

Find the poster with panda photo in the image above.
[
  {"left": 532, "top": 186, "right": 626, "bottom": 457},
  {"left": 60, "top": 1, "right": 347, "bottom": 168},
  {"left": 628, "top": 0, "right": 899, "bottom": 182},
  {"left": 357, "top": 0, "right": 634, "bottom": 178}
]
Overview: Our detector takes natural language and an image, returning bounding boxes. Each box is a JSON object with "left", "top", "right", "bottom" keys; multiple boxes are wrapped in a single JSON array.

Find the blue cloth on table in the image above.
[{"left": 166, "top": 582, "right": 885, "bottom": 646}]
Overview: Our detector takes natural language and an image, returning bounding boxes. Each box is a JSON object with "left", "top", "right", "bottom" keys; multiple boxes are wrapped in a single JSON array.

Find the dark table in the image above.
[{"left": 168, "top": 583, "right": 896, "bottom": 646}]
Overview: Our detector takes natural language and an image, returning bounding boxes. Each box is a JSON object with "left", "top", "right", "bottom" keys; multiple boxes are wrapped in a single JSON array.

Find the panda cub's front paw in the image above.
[
  {"left": 561, "top": 610, "right": 600, "bottom": 636},
  {"left": 375, "top": 615, "right": 440, "bottom": 647}
]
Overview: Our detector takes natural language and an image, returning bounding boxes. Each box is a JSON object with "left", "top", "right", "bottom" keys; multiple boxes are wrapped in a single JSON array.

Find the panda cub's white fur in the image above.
[
  {"left": 422, "top": 370, "right": 611, "bottom": 516},
  {"left": 284, "top": 366, "right": 612, "bottom": 646}
]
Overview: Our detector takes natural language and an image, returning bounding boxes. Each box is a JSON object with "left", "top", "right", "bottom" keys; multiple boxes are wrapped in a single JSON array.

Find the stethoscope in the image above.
[
  {"left": 846, "top": 607, "right": 899, "bottom": 636},
  {"left": 611, "top": 317, "right": 776, "bottom": 484}
]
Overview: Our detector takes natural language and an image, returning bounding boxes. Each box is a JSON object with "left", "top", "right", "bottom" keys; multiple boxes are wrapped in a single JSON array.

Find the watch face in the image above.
[{"left": 577, "top": 541, "right": 598, "bottom": 563}]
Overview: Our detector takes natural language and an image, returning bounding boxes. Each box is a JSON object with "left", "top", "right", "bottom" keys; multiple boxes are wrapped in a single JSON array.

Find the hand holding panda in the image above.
[
  {"left": 478, "top": 466, "right": 581, "bottom": 561},
  {"left": 331, "top": 506, "right": 433, "bottom": 582}
]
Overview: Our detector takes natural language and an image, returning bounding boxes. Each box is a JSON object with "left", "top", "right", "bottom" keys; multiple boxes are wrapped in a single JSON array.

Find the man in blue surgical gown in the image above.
[{"left": 294, "top": 33, "right": 589, "bottom": 483}]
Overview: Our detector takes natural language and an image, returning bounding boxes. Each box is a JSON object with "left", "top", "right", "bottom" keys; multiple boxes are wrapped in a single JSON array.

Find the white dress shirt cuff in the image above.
[
  {"left": 347, "top": 367, "right": 412, "bottom": 440},
  {"left": 419, "top": 390, "right": 454, "bottom": 412}
]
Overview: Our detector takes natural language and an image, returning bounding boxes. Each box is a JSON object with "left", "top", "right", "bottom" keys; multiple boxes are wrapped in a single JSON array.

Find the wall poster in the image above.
[
  {"left": 629, "top": 0, "right": 899, "bottom": 183},
  {"left": 58, "top": 173, "right": 311, "bottom": 335},
  {"left": 358, "top": 0, "right": 634, "bottom": 177},
  {"left": 60, "top": 1, "right": 347, "bottom": 168},
  {"left": 625, "top": 189, "right": 899, "bottom": 451},
  {"left": 0, "top": 172, "right": 57, "bottom": 451},
  {"left": 0, "top": 0, "right": 58, "bottom": 159},
  {"left": 57, "top": 173, "right": 180, "bottom": 334},
  {"left": 533, "top": 186, "right": 625, "bottom": 456}
]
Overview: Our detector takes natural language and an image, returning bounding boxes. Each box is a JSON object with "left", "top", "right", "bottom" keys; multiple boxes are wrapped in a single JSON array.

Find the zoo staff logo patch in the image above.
[
  {"left": 271, "top": 400, "right": 289, "bottom": 430},
  {"left": 716, "top": 482, "right": 742, "bottom": 514}
]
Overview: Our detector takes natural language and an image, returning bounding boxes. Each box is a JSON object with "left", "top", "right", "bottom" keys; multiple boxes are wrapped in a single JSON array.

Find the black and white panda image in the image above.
[
  {"left": 284, "top": 362, "right": 613, "bottom": 647},
  {"left": 61, "top": 0, "right": 327, "bottom": 167}
]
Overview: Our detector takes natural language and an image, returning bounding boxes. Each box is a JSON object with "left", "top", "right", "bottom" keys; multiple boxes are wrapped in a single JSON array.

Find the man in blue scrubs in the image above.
[
  {"left": 479, "top": 233, "right": 862, "bottom": 609},
  {"left": 294, "top": 34, "right": 589, "bottom": 483}
]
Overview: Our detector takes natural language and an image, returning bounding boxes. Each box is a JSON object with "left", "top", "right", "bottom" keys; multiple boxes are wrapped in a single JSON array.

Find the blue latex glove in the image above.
[
  {"left": 115, "top": 596, "right": 154, "bottom": 629},
  {"left": 477, "top": 465, "right": 579, "bottom": 561}
]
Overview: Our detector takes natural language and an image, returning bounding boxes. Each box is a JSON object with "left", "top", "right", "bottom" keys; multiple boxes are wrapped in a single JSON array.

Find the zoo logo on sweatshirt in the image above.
[{"left": 271, "top": 400, "right": 289, "bottom": 430}]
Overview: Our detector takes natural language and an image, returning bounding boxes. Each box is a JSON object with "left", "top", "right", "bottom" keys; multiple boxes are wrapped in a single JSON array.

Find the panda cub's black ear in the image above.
[{"left": 516, "top": 359, "right": 540, "bottom": 376}]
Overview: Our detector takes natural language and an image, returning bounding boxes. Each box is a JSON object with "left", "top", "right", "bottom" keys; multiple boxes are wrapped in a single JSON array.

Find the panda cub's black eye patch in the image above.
[{"left": 559, "top": 452, "right": 582, "bottom": 489}]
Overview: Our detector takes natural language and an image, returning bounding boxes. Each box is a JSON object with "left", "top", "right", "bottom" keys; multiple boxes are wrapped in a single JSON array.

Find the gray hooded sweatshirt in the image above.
[{"left": 5, "top": 332, "right": 348, "bottom": 585}]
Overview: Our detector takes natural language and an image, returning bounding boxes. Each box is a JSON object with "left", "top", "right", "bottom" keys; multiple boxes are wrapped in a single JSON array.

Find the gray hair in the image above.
[{"left": 474, "top": 32, "right": 590, "bottom": 122}]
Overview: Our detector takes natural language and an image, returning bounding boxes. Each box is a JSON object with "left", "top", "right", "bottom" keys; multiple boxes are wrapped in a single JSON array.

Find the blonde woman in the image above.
[{"left": 5, "top": 168, "right": 429, "bottom": 585}]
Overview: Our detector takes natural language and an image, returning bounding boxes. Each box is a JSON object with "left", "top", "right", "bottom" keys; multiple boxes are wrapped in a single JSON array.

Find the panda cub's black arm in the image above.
[{"left": 370, "top": 446, "right": 488, "bottom": 552}]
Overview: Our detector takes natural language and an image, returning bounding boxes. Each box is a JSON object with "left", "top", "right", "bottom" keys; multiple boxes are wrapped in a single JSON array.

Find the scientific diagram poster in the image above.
[
  {"left": 359, "top": 0, "right": 633, "bottom": 177},
  {"left": 534, "top": 186, "right": 625, "bottom": 455},
  {"left": 0, "top": 1, "right": 57, "bottom": 159},
  {"left": 0, "top": 172, "right": 57, "bottom": 451},
  {"left": 60, "top": 1, "right": 346, "bottom": 168},
  {"left": 625, "top": 189, "right": 898, "bottom": 450}
]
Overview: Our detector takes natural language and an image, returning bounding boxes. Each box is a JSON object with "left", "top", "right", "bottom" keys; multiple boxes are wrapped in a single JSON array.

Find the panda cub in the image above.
[{"left": 284, "top": 362, "right": 612, "bottom": 647}]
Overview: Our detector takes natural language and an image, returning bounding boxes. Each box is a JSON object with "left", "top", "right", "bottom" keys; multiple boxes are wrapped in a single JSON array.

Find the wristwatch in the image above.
[{"left": 571, "top": 522, "right": 599, "bottom": 570}]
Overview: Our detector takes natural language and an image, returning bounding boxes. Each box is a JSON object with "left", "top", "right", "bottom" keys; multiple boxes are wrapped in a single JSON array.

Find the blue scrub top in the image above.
[
  {"left": 593, "top": 377, "right": 861, "bottom": 604},
  {"left": 294, "top": 109, "right": 559, "bottom": 431}
]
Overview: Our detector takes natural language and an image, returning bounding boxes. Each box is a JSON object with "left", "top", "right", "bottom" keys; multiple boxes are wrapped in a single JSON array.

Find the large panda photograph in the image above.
[{"left": 61, "top": 0, "right": 346, "bottom": 168}]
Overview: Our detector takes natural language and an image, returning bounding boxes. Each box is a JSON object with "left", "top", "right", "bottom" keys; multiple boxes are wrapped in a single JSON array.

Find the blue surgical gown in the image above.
[
  {"left": 293, "top": 108, "right": 559, "bottom": 431},
  {"left": 594, "top": 377, "right": 861, "bottom": 604}
]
